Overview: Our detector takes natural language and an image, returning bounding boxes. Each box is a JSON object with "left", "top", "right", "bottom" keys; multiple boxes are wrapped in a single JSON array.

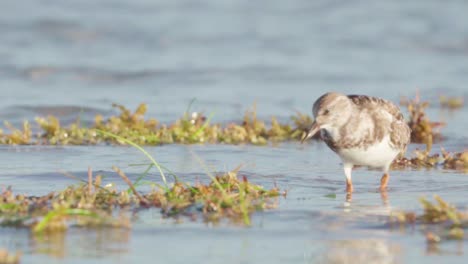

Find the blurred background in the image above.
[{"left": 1, "top": 0, "right": 467, "bottom": 124}]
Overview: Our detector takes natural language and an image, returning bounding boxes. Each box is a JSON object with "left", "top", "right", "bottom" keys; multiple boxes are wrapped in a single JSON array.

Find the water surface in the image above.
[{"left": 1, "top": 0, "right": 467, "bottom": 263}]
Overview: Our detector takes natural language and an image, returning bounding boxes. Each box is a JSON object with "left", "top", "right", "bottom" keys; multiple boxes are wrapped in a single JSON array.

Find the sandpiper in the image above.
[{"left": 302, "top": 92, "right": 411, "bottom": 193}]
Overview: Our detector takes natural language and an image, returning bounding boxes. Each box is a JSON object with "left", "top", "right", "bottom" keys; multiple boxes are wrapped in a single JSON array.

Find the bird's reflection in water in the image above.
[
  {"left": 344, "top": 190, "right": 390, "bottom": 205},
  {"left": 380, "top": 190, "right": 389, "bottom": 206},
  {"left": 315, "top": 239, "right": 402, "bottom": 264}
]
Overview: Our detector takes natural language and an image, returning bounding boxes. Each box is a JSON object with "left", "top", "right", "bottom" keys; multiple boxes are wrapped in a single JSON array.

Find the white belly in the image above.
[{"left": 337, "top": 136, "right": 399, "bottom": 168}]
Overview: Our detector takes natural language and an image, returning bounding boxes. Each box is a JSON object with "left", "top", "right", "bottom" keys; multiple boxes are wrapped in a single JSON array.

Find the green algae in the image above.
[
  {"left": 0, "top": 103, "right": 311, "bottom": 146},
  {"left": 0, "top": 165, "right": 283, "bottom": 234},
  {"left": 390, "top": 196, "right": 467, "bottom": 243}
]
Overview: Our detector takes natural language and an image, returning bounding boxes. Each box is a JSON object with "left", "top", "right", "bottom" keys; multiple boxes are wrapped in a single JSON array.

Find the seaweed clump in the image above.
[
  {"left": 389, "top": 196, "right": 467, "bottom": 243},
  {"left": 0, "top": 103, "right": 312, "bottom": 146},
  {"left": 0, "top": 166, "right": 283, "bottom": 234},
  {"left": 153, "top": 168, "right": 282, "bottom": 224},
  {"left": 393, "top": 149, "right": 468, "bottom": 172},
  {"left": 400, "top": 95, "right": 444, "bottom": 145},
  {"left": 439, "top": 95, "right": 464, "bottom": 110},
  {"left": 0, "top": 121, "right": 32, "bottom": 145}
]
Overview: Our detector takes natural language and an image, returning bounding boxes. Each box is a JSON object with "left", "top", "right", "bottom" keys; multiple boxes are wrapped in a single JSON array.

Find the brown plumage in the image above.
[
  {"left": 303, "top": 92, "right": 411, "bottom": 193},
  {"left": 347, "top": 94, "right": 411, "bottom": 153}
]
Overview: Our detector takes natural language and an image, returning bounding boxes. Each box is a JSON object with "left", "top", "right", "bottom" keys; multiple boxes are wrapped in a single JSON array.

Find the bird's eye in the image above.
[{"left": 323, "top": 109, "right": 329, "bottom": 115}]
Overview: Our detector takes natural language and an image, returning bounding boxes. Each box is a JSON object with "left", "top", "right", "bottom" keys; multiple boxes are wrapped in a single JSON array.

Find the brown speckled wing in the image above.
[
  {"left": 347, "top": 94, "right": 411, "bottom": 152},
  {"left": 391, "top": 121, "right": 411, "bottom": 155},
  {"left": 347, "top": 95, "right": 405, "bottom": 121}
]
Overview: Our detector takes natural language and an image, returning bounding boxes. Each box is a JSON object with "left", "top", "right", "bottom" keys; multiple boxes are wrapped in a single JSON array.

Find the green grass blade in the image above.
[
  {"left": 129, "top": 163, "right": 154, "bottom": 192},
  {"left": 95, "top": 129, "right": 168, "bottom": 187},
  {"left": 191, "top": 151, "right": 230, "bottom": 202},
  {"left": 239, "top": 182, "right": 251, "bottom": 226},
  {"left": 129, "top": 163, "right": 180, "bottom": 182},
  {"left": 184, "top": 98, "right": 197, "bottom": 119}
]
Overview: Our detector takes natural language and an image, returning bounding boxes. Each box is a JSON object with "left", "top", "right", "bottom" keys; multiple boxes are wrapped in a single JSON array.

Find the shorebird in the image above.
[{"left": 301, "top": 92, "right": 411, "bottom": 193}]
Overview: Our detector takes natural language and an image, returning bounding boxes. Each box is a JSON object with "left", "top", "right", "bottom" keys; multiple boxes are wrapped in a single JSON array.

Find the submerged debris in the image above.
[
  {"left": 0, "top": 167, "right": 283, "bottom": 232},
  {"left": 389, "top": 196, "right": 467, "bottom": 243}
]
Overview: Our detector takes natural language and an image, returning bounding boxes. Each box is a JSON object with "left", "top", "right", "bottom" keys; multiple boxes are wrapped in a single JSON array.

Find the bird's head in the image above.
[{"left": 301, "top": 92, "right": 353, "bottom": 143}]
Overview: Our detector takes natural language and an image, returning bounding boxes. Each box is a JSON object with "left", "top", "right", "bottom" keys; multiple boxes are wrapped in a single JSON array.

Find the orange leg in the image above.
[
  {"left": 380, "top": 173, "right": 389, "bottom": 191},
  {"left": 346, "top": 178, "right": 353, "bottom": 193}
]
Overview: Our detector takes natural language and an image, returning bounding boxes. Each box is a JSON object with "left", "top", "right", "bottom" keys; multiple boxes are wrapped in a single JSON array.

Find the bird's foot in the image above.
[
  {"left": 380, "top": 190, "right": 389, "bottom": 205},
  {"left": 346, "top": 192, "right": 353, "bottom": 202}
]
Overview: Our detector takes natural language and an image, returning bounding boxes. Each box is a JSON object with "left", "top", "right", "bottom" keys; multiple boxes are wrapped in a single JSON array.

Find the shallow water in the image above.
[{"left": 1, "top": 0, "right": 468, "bottom": 263}]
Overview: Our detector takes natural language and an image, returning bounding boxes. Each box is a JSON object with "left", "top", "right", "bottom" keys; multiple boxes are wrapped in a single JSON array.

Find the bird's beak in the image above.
[{"left": 301, "top": 121, "right": 320, "bottom": 144}]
